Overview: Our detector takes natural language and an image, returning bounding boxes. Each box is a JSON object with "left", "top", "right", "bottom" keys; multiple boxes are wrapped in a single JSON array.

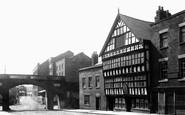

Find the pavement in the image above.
[
  {"left": 63, "top": 109, "right": 159, "bottom": 115},
  {"left": 0, "top": 96, "right": 159, "bottom": 115}
]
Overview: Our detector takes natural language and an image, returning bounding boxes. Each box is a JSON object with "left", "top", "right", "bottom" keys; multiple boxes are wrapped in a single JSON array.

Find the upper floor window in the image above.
[
  {"left": 160, "top": 32, "right": 168, "bottom": 48},
  {"left": 59, "top": 65, "right": 61, "bottom": 70},
  {"left": 105, "top": 38, "right": 115, "bottom": 52},
  {"left": 180, "top": 26, "right": 185, "bottom": 43},
  {"left": 159, "top": 61, "right": 168, "bottom": 79},
  {"left": 179, "top": 58, "right": 185, "bottom": 78},
  {"left": 95, "top": 76, "right": 100, "bottom": 88},
  {"left": 88, "top": 77, "right": 92, "bottom": 88},
  {"left": 82, "top": 78, "right": 86, "bottom": 89}
]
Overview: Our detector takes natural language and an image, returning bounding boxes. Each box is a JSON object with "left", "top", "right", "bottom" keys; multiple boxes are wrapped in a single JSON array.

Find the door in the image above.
[{"left": 96, "top": 97, "right": 100, "bottom": 110}]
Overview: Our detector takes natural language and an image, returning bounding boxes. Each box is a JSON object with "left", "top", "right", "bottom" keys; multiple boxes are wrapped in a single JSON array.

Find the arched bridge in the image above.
[{"left": 0, "top": 74, "right": 67, "bottom": 111}]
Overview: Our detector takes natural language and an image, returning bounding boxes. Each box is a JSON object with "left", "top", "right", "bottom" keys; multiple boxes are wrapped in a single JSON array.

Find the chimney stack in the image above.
[
  {"left": 91, "top": 52, "right": 98, "bottom": 66},
  {"left": 155, "top": 6, "right": 171, "bottom": 22}
]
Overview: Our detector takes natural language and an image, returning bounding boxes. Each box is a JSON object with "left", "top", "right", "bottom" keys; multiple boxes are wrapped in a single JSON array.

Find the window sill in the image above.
[
  {"left": 160, "top": 47, "right": 168, "bottom": 50},
  {"left": 179, "top": 42, "right": 185, "bottom": 45},
  {"left": 96, "top": 87, "right": 100, "bottom": 89},
  {"left": 178, "top": 77, "right": 185, "bottom": 81},
  {"left": 158, "top": 78, "right": 168, "bottom": 83},
  {"left": 89, "top": 87, "right": 93, "bottom": 89}
]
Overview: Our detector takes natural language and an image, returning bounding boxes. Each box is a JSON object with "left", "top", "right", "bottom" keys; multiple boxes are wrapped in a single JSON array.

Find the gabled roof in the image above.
[
  {"left": 99, "top": 13, "right": 153, "bottom": 56},
  {"left": 52, "top": 50, "right": 74, "bottom": 63}
]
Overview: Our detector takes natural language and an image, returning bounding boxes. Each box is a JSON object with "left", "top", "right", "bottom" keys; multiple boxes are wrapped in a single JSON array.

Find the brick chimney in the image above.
[
  {"left": 155, "top": 6, "right": 171, "bottom": 22},
  {"left": 91, "top": 52, "right": 98, "bottom": 66}
]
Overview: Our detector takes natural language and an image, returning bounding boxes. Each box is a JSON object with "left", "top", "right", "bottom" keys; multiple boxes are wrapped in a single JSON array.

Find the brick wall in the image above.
[
  {"left": 79, "top": 65, "right": 106, "bottom": 110},
  {"left": 151, "top": 11, "right": 185, "bottom": 79}
]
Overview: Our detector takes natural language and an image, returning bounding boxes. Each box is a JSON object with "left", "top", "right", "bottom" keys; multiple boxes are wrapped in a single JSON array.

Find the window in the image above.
[
  {"left": 114, "top": 98, "right": 125, "bottom": 109},
  {"left": 179, "top": 58, "right": 185, "bottom": 78},
  {"left": 84, "top": 95, "right": 90, "bottom": 107},
  {"left": 160, "top": 32, "right": 168, "bottom": 48},
  {"left": 180, "top": 26, "right": 185, "bottom": 43},
  {"left": 95, "top": 76, "right": 100, "bottom": 88},
  {"left": 88, "top": 77, "right": 92, "bottom": 88},
  {"left": 160, "top": 61, "right": 168, "bottom": 79},
  {"left": 82, "top": 78, "right": 86, "bottom": 89},
  {"left": 59, "top": 65, "right": 61, "bottom": 70},
  {"left": 105, "top": 38, "right": 115, "bottom": 52}
]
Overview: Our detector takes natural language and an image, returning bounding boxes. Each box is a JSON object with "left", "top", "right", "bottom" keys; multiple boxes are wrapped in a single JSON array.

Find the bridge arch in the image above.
[{"left": 0, "top": 74, "right": 67, "bottom": 111}]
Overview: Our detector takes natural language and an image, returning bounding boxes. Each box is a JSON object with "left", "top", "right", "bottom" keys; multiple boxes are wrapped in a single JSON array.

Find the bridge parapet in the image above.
[{"left": 0, "top": 74, "right": 65, "bottom": 80}]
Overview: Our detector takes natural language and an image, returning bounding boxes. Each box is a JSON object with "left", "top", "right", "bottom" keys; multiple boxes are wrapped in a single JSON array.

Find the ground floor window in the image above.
[
  {"left": 132, "top": 98, "right": 148, "bottom": 109},
  {"left": 176, "top": 92, "right": 185, "bottom": 110},
  {"left": 84, "top": 95, "right": 90, "bottom": 107},
  {"left": 114, "top": 98, "right": 126, "bottom": 109}
]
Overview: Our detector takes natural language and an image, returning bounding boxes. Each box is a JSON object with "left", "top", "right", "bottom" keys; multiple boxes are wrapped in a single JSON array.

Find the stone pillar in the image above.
[
  {"left": 47, "top": 90, "right": 54, "bottom": 110},
  {"left": 2, "top": 90, "right": 10, "bottom": 111}
]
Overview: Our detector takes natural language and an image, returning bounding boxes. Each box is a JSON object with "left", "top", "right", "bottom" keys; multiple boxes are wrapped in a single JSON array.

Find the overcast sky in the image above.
[{"left": 0, "top": 0, "right": 184, "bottom": 74}]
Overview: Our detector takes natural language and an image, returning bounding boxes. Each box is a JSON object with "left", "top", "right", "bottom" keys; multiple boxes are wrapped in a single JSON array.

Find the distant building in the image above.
[
  {"left": 33, "top": 50, "right": 92, "bottom": 109},
  {"left": 79, "top": 52, "right": 106, "bottom": 110}
]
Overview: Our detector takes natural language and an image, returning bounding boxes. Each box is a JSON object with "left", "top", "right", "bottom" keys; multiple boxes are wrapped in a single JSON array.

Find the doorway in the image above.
[{"left": 96, "top": 97, "right": 100, "bottom": 110}]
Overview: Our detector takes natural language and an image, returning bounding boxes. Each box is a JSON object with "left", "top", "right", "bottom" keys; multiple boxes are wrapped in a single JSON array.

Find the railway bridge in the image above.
[{"left": 0, "top": 74, "right": 67, "bottom": 111}]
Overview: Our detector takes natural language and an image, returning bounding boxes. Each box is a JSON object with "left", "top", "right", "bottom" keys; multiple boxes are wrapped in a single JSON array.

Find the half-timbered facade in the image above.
[{"left": 99, "top": 13, "right": 152, "bottom": 112}]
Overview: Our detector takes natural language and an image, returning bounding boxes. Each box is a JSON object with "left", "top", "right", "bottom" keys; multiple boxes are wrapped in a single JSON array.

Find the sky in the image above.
[{"left": 0, "top": 0, "right": 184, "bottom": 74}]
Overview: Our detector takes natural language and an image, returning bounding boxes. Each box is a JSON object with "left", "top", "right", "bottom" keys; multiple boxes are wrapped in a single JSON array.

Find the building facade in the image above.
[
  {"left": 33, "top": 50, "right": 92, "bottom": 109},
  {"left": 99, "top": 6, "right": 185, "bottom": 114},
  {"left": 99, "top": 12, "right": 155, "bottom": 112},
  {"left": 79, "top": 52, "right": 106, "bottom": 110},
  {"left": 150, "top": 7, "right": 185, "bottom": 114}
]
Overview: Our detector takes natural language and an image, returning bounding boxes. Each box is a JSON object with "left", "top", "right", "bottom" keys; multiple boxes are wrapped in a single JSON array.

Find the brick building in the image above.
[
  {"left": 150, "top": 6, "right": 185, "bottom": 114},
  {"left": 79, "top": 52, "right": 106, "bottom": 110},
  {"left": 33, "top": 50, "right": 92, "bottom": 109}
]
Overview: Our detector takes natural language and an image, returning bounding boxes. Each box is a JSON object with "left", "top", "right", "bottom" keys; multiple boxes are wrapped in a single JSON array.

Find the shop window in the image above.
[
  {"left": 176, "top": 92, "right": 185, "bottom": 110},
  {"left": 179, "top": 58, "right": 185, "bottom": 78},
  {"left": 84, "top": 95, "right": 90, "bottom": 107}
]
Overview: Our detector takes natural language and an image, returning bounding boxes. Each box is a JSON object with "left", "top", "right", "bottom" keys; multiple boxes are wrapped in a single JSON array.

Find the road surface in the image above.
[
  {"left": 0, "top": 96, "right": 158, "bottom": 115},
  {"left": 10, "top": 96, "right": 46, "bottom": 111}
]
